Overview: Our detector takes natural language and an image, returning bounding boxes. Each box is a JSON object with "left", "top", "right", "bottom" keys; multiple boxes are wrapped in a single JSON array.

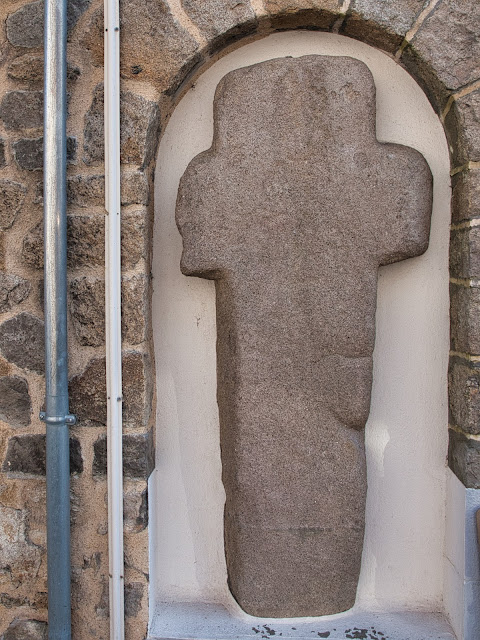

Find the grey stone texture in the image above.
[
  {"left": 80, "top": 8, "right": 103, "bottom": 67},
  {"left": 124, "top": 582, "right": 145, "bottom": 618},
  {"left": 445, "top": 90, "right": 480, "bottom": 165},
  {"left": 23, "top": 216, "right": 102, "bottom": 270},
  {"left": 452, "top": 169, "right": 480, "bottom": 223},
  {"left": 69, "top": 274, "right": 147, "bottom": 347},
  {"left": 121, "top": 171, "right": 149, "bottom": 206},
  {"left": 92, "top": 430, "right": 154, "bottom": 479},
  {"left": 0, "top": 92, "right": 43, "bottom": 131},
  {"left": 6, "top": 0, "right": 91, "bottom": 49},
  {"left": 124, "top": 486, "right": 148, "bottom": 533},
  {"left": 402, "top": 0, "right": 480, "bottom": 112},
  {"left": 69, "top": 352, "right": 152, "bottom": 428},
  {"left": 265, "top": 0, "right": 340, "bottom": 30},
  {"left": 343, "top": 0, "right": 425, "bottom": 53},
  {"left": 182, "top": 0, "right": 257, "bottom": 52},
  {"left": 69, "top": 276, "right": 105, "bottom": 347},
  {"left": 83, "top": 84, "right": 161, "bottom": 168},
  {"left": 450, "top": 227, "right": 480, "bottom": 280},
  {"left": 7, "top": 54, "right": 80, "bottom": 86},
  {"left": 450, "top": 284, "right": 480, "bottom": 356},
  {"left": 2, "top": 434, "right": 83, "bottom": 475},
  {"left": 176, "top": 56, "right": 432, "bottom": 617},
  {"left": 13, "top": 136, "right": 77, "bottom": 171},
  {"left": 0, "top": 140, "right": 5, "bottom": 168},
  {"left": 0, "top": 313, "right": 44, "bottom": 374},
  {"left": 1, "top": 620, "right": 47, "bottom": 640},
  {"left": 121, "top": 275, "right": 148, "bottom": 345},
  {"left": 0, "top": 274, "right": 30, "bottom": 313},
  {"left": 0, "top": 376, "right": 31, "bottom": 427},
  {"left": 411, "top": 0, "right": 480, "bottom": 92},
  {"left": 23, "top": 212, "right": 145, "bottom": 273},
  {"left": 118, "top": 0, "right": 199, "bottom": 90},
  {"left": 449, "top": 359, "right": 480, "bottom": 436},
  {"left": 449, "top": 429, "right": 480, "bottom": 489},
  {"left": 67, "top": 174, "right": 105, "bottom": 207},
  {"left": 0, "top": 180, "right": 27, "bottom": 230}
]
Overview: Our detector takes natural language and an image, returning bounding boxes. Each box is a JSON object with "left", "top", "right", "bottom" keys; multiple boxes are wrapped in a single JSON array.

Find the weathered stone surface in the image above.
[
  {"left": 0, "top": 313, "right": 44, "bottom": 374},
  {"left": 445, "top": 90, "right": 480, "bottom": 165},
  {"left": 122, "top": 351, "right": 152, "bottom": 428},
  {"left": 410, "top": 0, "right": 480, "bottom": 93},
  {"left": 14, "top": 136, "right": 77, "bottom": 170},
  {"left": 452, "top": 169, "right": 480, "bottom": 223},
  {"left": 6, "top": 0, "right": 91, "bottom": 48},
  {"left": 93, "top": 430, "right": 154, "bottom": 478},
  {"left": 69, "top": 276, "right": 105, "bottom": 347},
  {"left": 0, "top": 506, "right": 42, "bottom": 588},
  {"left": 67, "top": 174, "right": 105, "bottom": 207},
  {"left": 121, "top": 171, "right": 149, "bottom": 206},
  {"left": 266, "top": 0, "right": 340, "bottom": 30},
  {"left": 122, "top": 275, "right": 148, "bottom": 345},
  {"left": 2, "top": 619, "right": 47, "bottom": 640},
  {"left": 69, "top": 352, "right": 151, "bottom": 427},
  {"left": 125, "top": 582, "right": 145, "bottom": 618},
  {"left": 23, "top": 215, "right": 104, "bottom": 270},
  {"left": 83, "top": 85, "right": 161, "bottom": 167},
  {"left": 343, "top": 0, "right": 425, "bottom": 53},
  {"left": 69, "top": 274, "right": 147, "bottom": 346},
  {"left": 6, "top": 1, "right": 44, "bottom": 48},
  {"left": 0, "top": 273, "right": 31, "bottom": 312},
  {"left": 0, "top": 376, "right": 31, "bottom": 426},
  {"left": 80, "top": 7, "right": 103, "bottom": 67},
  {"left": 0, "top": 91, "right": 43, "bottom": 130},
  {"left": 122, "top": 210, "right": 147, "bottom": 269},
  {"left": 450, "top": 284, "right": 480, "bottom": 356},
  {"left": 124, "top": 486, "right": 148, "bottom": 533},
  {"left": 67, "top": 215, "right": 104, "bottom": 268},
  {"left": 0, "top": 180, "right": 27, "bottom": 230},
  {"left": 449, "top": 428, "right": 480, "bottom": 489},
  {"left": 82, "top": 84, "right": 104, "bottom": 166},
  {"left": 449, "top": 359, "right": 480, "bottom": 436},
  {"left": 0, "top": 235, "right": 5, "bottom": 271},
  {"left": 118, "top": 0, "right": 199, "bottom": 90},
  {"left": 0, "top": 140, "right": 5, "bottom": 168},
  {"left": 120, "top": 92, "right": 161, "bottom": 168},
  {"left": 176, "top": 56, "right": 432, "bottom": 617},
  {"left": 69, "top": 357, "right": 106, "bottom": 426},
  {"left": 182, "top": 0, "right": 256, "bottom": 44},
  {"left": 450, "top": 227, "right": 480, "bottom": 280},
  {"left": 2, "top": 434, "right": 83, "bottom": 475},
  {"left": 7, "top": 54, "right": 80, "bottom": 85}
]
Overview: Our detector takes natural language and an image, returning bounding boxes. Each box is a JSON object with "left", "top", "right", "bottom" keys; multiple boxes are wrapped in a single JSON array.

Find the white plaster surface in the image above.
[
  {"left": 150, "top": 31, "right": 451, "bottom": 635},
  {"left": 444, "top": 470, "right": 480, "bottom": 640}
]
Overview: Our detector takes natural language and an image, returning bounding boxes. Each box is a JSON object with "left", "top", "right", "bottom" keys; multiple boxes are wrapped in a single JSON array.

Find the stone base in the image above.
[{"left": 149, "top": 601, "right": 455, "bottom": 640}]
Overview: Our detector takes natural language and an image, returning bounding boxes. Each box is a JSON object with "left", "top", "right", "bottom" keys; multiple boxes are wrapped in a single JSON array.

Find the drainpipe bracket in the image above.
[{"left": 39, "top": 412, "right": 77, "bottom": 426}]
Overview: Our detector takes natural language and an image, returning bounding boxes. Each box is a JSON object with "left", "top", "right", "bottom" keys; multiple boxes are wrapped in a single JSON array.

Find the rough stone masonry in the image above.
[{"left": 176, "top": 56, "right": 433, "bottom": 617}]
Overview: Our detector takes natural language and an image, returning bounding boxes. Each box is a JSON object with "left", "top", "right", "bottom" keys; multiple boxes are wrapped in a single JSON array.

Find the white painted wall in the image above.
[{"left": 150, "top": 31, "right": 451, "bottom": 619}]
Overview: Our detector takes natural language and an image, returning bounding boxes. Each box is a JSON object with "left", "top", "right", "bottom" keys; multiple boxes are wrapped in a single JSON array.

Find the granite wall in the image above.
[{"left": 0, "top": 0, "right": 478, "bottom": 638}]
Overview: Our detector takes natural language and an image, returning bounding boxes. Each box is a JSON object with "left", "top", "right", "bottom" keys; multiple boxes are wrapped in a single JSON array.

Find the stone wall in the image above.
[{"left": 0, "top": 0, "right": 478, "bottom": 638}]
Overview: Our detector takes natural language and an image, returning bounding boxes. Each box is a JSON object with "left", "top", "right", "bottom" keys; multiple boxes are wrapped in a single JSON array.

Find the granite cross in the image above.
[{"left": 176, "top": 56, "right": 432, "bottom": 617}]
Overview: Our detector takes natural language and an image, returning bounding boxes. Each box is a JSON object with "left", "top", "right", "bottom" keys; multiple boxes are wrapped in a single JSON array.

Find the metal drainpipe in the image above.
[{"left": 40, "top": 0, "right": 76, "bottom": 639}]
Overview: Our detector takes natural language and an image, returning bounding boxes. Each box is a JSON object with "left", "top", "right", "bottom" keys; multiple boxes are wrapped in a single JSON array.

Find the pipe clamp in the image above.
[{"left": 39, "top": 412, "right": 77, "bottom": 425}]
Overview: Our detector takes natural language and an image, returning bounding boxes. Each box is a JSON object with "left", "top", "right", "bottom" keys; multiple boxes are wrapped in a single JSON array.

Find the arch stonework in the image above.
[{"left": 0, "top": 1, "right": 478, "bottom": 639}]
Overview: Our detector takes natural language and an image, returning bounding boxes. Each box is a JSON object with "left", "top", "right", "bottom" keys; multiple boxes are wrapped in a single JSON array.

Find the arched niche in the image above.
[{"left": 149, "top": 31, "right": 453, "bottom": 639}]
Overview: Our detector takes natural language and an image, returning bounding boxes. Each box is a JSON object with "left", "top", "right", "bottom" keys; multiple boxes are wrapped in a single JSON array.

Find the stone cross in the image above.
[{"left": 176, "top": 56, "right": 432, "bottom": 618}]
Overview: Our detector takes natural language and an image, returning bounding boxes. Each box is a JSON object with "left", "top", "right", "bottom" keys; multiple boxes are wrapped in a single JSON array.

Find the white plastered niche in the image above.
[{"left": 150, "top": 31, "right": 453, "bottom": 639}]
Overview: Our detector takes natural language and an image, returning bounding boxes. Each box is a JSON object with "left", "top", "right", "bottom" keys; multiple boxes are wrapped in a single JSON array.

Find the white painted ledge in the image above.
[{"left": 149, "top": 602, "right": 455, "bottom": 640}]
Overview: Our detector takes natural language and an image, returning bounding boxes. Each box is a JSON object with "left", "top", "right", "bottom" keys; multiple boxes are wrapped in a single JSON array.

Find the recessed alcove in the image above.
[{"left": 149, "top": 31, "right": 458, "bottom": 639}]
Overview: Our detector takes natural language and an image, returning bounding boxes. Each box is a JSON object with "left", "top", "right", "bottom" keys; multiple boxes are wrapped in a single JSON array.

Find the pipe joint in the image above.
[{"left": 40, "top": 412, "right": 77, "bottom": 426}]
